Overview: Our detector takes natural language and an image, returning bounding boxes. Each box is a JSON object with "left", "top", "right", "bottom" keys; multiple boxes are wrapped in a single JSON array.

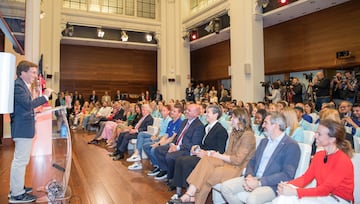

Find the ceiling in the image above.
[{"left": 190, "top": 0, "right": 351, "bottom": 51}]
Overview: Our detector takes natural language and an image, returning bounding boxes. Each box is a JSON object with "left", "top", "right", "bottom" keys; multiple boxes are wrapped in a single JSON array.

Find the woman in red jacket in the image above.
[{"left": 274, "top": 119, "right": 354, "bottom": 204}]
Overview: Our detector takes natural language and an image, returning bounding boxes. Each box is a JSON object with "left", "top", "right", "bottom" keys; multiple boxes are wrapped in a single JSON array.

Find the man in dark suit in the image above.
[
  {"left": 9, "top": 60, "right": 53, "bottom": 203},
  {"left": 170, "top": 105, "right": 228, "bottom": 193},
  {"left": 111, "top": 104, "right": 154, "bottom": 160},
  {"left": 221, "top": 112, "right": 301, "bottom": 204},
  {"left": 89, "top": 90, "right": 98, "bottom": 103},
  {"left": 154, "top": 104, "right": 205, "bottom": 180}
]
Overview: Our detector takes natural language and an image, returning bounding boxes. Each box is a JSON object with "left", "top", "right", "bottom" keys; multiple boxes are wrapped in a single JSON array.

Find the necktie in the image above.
[{"left": 176, "top": 122, "right": 190, "bottom": 145}]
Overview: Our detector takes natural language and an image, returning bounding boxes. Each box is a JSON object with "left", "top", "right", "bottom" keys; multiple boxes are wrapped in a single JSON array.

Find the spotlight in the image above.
[
  {"left": 204, "top": 21, "right": 214, "bottom": 33},
  {"left": 145, "top": 33, "right": 153, "bottom": 42},
  {"left": 121, "top": 31, "right": 128, "bottom": 41},
  {"left": 62, "top": 23, "right": 74, "bottom": 37},
  {"left": 97, "top": 28, "right": 105, "bottom": 38},
  {"left": 213, "top": 18, "right": 221, "bottom": 34},
  {"left": 257, "top": 0, "right": 269, "bottom": 8},
  {"left": 182, "top": 32, "right": 190, "bottom": 41},
  {"left": 280, "top": 0, "right": 287, "bottom": 4},
  {"left": 190, "top": 29, "right": 198, "bottom": 41}
]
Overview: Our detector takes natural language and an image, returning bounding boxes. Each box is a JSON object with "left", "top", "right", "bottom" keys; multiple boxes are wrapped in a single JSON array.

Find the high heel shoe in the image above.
[{"left": 167, "top": 193, "right": 195, "bottom": 204}]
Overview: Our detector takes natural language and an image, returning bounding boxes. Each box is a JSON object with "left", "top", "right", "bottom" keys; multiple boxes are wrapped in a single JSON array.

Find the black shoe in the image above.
[
  {"left": 168, "top": 185, "right": 176, "bottom": 192},
  {"left": 9, "top": 193, "right": 36, "bottom": 203},
  {"left": 8, "top": 187, "right": 33, "bottom": 198},
  {"left": 147, "top": 166, "right": 160, "bottom": 176},
  {"left": 113, "top": 154, "right": 124, "bottom": 161},
  {"left": 166, "top": 179, "right": 173, "bottom": 186},
  {"left": 88, "top": 140, "right": 98, "bottom": 144},
  {"left": 155, "top": 170, "right": 167, "bottom": 180},
  {"left": 108, "top": 151, "right": 119, "bottom": 157}
]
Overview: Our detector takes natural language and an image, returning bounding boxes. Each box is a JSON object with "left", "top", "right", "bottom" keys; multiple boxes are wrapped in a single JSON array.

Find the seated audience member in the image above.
[
  {"left": 82, "top": 101, "right": 101, "bottom": 131},
  {"left": 107, "top": 103, "right": 140, "bottom": 147},
  {"left": 303, "top": 102, "right": 317, "bottom": 123},
  {"left": 110, "top": 104, "right": 153, "bottom": 160},
  {"left": 153, "top": 104, "right": 205, "bottom": 180},
  {"left": 145, "top": 104, "right": 183, "bottom": 176},
  {"left": 252, "top": 109, "right": 267, "bottom": 137},
  {"left": 273, "top": 119, "right": 354, "bottom": 204},
  {"left": 87, "top": 101, "right": 126, "bottom": 144},
  {"left": 168, "top": 108, "right": 254, "bottom": 204},
  {"left": 343, "top": 103, "right": 360, "bottom": 138},
  {"left": 150, "top": 100, "right": 162, "bottom": 118},
  {"left": 198, "top": 104, "right": 208, "bottom": 125},
  {"left": 283, "top": 107, "right": 304, "bottom": 143},
  {"left": 338, "top": 100, "right": 355, "bottom": 148},
  {"left": 77, "top": 101, "right": 90, "bottom": 129},
  {"left": 170, "top": 105, "right": 229, "bottom": 194},
  {"left": 101, "top": 91, "right": 111, "bottom": 104},
  {"left": 127, "top": 104, "right": 172, "bottom": 170},
  {"left": 69, "top": 100, "right": 81, "bottom": 128},
  {"left": 220, "top": 112, "right": 301, "bottom": 204},
  {"left": 294, "top": 106, "right": 315, "bottom": 131}
]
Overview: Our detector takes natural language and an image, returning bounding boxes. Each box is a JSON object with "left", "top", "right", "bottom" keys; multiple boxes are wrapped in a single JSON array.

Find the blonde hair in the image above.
[
  {"left": 319, "top": 108, "right": 341, "bottom": 122},
  {"left": 282, "top": 107, "right": 299, "bottom": 137}
]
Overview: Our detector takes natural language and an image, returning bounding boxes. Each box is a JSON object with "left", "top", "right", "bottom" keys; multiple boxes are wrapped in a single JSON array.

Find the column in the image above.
[
  {"left": 39, "top": 0, "right": 62, "bottom": 95},
  {"left": 229, "top": 0, "right": 265, "bottom": 103},
  {"left": 25, "top": 0, "right": 41, "bottom": 62},
  {"left": 157, "top": 0, "right": 190, "bottom": 101}
]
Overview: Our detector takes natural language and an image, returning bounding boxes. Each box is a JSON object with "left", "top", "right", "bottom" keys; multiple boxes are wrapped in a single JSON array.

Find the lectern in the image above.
[{"left": 31, "top": 106, "right": 72, "bottom": 203}]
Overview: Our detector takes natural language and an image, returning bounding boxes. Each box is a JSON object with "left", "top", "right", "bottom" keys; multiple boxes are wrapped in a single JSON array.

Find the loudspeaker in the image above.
[{"left": 244, "top": 63, "right": 251, "bottom": 75}]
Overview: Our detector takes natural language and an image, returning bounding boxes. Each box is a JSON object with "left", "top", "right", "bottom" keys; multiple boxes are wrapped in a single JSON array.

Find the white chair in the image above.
[
  {"left": 354, "top": 136, "right": 360, "bottom": 153},
  {"left": 212, "top": 143, "right": 312, "bottom": 204},
  {"left": 303, "top": 130, "right": 315, "bottom": 146},
  {"left": 352, "top": 153, "right": 360, "bottom": 204}
]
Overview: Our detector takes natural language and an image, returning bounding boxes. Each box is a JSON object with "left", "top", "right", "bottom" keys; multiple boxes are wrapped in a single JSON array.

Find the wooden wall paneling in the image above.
[
  {"left": 264, "top": 0, "right": 360, "bottom": 74},
  {"left": 60, "top": 44, "right": 157, "bottom": 99},
  {"left": 191, "top": 40, "right": 231, "bottom": 82}
]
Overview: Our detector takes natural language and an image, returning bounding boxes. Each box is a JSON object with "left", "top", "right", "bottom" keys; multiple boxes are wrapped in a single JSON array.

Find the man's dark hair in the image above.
[{"left": 16, "top": 60, "right": 38, "bottom": 77}]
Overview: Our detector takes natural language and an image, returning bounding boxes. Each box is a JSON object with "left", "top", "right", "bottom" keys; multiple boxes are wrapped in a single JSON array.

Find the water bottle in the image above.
[{"left": 60, "top": 122, "right": 67, "bottom": 138}]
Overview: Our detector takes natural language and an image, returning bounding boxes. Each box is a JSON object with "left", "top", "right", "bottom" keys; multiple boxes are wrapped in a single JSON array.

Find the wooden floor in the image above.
[{"left": 0, "top": 130, "right": 184, "bottom": 204}]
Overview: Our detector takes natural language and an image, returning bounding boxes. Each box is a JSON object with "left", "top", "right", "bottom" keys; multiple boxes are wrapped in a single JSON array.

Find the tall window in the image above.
[
  {"left": 137, "top": 0, "right": 155, "bottom": 19},
  {"left": 62, "top": 0, "right": 156, "bottom": 19}
]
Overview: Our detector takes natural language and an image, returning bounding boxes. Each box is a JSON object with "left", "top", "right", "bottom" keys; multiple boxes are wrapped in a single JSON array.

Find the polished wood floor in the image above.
[{"left": 1, "top": 130, "right": 200, "bottom": 204}]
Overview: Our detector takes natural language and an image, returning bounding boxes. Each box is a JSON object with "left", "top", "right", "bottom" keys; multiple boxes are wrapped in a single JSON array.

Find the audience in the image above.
[{"left": 168, "top": 108, "right": 255, "bottom": 204}]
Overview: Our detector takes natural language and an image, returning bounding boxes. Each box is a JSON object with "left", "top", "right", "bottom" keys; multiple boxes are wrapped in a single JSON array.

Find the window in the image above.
[
  {"left": 125, "top": 0, "right": 134, "bottom": 16},
  {"left": 63, "top": 0, "right": 87, "bottom": 11},
  {"left": 137, "top": 0, "right": 155, "bottom": 19},
  {"left": 102, "top": 0, "right": 123, "bottom": 14}
]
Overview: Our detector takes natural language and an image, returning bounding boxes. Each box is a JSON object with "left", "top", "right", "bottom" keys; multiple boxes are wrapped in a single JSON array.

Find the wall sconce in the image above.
[
  {"left": 97, "top": 28, "right": 105, "bottom": 38},
  {"left": 121, "top": 31, "right": 128, "bottom": 41},
  {"left": 145, "top": 33, "right": 153, "bottom": 42}
]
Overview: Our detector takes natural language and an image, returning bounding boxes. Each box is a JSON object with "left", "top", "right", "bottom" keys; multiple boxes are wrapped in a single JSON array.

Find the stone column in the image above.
[
  {"left": 25, "top": 0, "right": 41, "bottom": 62},
  {"left": 229, "top": 0, "right": 265, "bottom": 103}
]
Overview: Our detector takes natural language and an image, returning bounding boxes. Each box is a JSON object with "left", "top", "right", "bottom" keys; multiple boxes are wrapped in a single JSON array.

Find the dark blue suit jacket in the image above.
[
  {"left": 245, "top": 135, "right": 301, "bottom": 194},
  {"left": 10, "top": 78, "right": 47, "bottom": 138},
  {"left": 174, "top": 118, "right": 205, "bottom": 152}
]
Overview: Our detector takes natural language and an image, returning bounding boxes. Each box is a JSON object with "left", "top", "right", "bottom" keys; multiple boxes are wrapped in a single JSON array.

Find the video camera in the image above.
[
  {"left": 260, "top": 81, "right": 271, "bottom": 87},
  {"left": 303, "top": 73, "right": 313, "bottom": 82}
]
